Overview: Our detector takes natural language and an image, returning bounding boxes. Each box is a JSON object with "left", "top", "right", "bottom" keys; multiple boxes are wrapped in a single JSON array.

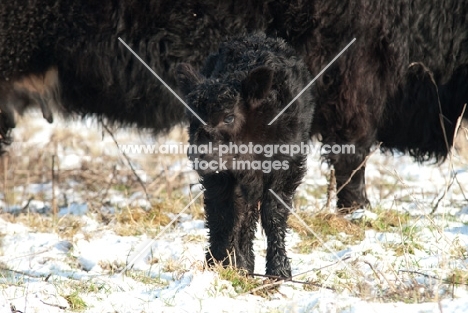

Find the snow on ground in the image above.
[{"left": 1, "top": 112, "right": 468, "bottom": 312}]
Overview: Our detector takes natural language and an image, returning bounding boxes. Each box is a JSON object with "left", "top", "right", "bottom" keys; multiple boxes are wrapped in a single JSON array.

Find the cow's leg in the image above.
[{"left": 330, "top": 145, "right": 371, "bottom": 214}]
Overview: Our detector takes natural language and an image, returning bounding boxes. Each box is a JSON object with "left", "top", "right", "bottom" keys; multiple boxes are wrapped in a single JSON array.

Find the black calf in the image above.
[{"left": 177, "top": 33, "right": 315, "bottom": 277}]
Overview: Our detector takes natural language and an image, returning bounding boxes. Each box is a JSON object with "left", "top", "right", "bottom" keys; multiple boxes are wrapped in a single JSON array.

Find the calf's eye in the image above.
[{"left": 223, "top": 115, "right": 235, "bottom": 124}]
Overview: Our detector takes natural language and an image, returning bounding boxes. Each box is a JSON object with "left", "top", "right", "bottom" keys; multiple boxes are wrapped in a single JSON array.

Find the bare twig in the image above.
[
  {"left": 95, "top": 164, "right": 117, "bottom": 206},
  {"left": 0, "top": 266, "right": 46, "bottom": 278},
  {"left": 0, "top": 247, "right": 52, "bottom": 262},
  {"left": 336, "top": 143, "right": 382, "bottom": 196},
  {"left": 397, "top": 269, "right": 439, "bottom": 281},
  {"left": 398, "top": 269, "right": 468, "bottom": 287},
  {"left": 432, "top": 174, "right": 456, "bottom": 214},
  {"left": 292, "top": 255, "right": 351, "bottom": 278},
  {"left": 408, "top": 63, "right": 464, "bottom": 214},
  {"left": 454, "top": 175, "right": 468, "bottom": 202},
  {"left": 363, "top": 261, "right": 398, "bottom": 294},
  {"left": 248, "top": 273, "right": 335, "bottom": 290},
  {"left": 363, "top": 260, "right": 383, "bottom": 285},
  {"left": 3, "top": 155, "right": 8, "bottom": 205},
  {"left": 408, "top": 62, "right": 449, "bottom": 152},
  {"left": 241, "top": 276, "right": 335, "bottom": 298},
  {"left": 101, "top": 121, "right": 151, "bottom": 205},
  {"left": 237, "top": 279, "right": 284, "bottom": 297},
  {"left": 325, "top": 168, "right": 336, "bottom": 211},
  {"left": 51, "top": 154, "right": 57, "bottom": 217},
  {"left": 431, "top": 103, "right": 467, "bottom": 214},
  {"left": 39, "top": 300, "right": 67, "bottom": 310},
  {"left": 20, "top": 197, "right": 34, "bottom": 212}
]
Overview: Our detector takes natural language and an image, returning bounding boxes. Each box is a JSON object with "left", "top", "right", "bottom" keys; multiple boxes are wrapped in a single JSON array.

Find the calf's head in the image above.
[{"left": 177, "top": 63, "right": 275, "bottom": 174}]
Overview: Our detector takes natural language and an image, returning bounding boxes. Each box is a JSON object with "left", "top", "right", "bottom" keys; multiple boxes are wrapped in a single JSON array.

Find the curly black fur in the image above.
[
  {"left": 0, "top": 0, "right": 272, "bottom": 151},
  {"left": 1, "top": 1, "right": 467, "bottom": 213},
  {"left": 177, "top": 33, "right": 314, "bottom": 277}
]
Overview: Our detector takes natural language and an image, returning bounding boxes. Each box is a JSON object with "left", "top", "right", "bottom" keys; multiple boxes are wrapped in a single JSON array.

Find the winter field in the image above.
[{"left": 1, "top": 112, "right": 468, "bottom": 313}]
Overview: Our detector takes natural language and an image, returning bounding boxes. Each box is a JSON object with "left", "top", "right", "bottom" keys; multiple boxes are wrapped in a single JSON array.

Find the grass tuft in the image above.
[
  {"left": 382, "top": 283, "right": 437, "bottom": 304},
  {"left": 362, "top": 209, "right": 410, "bottom": 232},
  {"left": 445, "top": 269, "right": 468, "bottom": 286},
  {"left": 216, "top": 266, "right": 269, "bottom": 296},
  {"left": 1, "top": 213, "right": 84, "bottom": 239},
  {"left": 112, "top": 193, "right": 204, "bottom": 236},
  {"left": 63, "top": 291, "right": 87, "bottom": 311},
  {"left": 289, "top": 212, "right": 364, "bottom": 253}
]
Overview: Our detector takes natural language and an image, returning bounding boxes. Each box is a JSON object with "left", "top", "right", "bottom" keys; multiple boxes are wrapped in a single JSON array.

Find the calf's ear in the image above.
[
  {"left": 241, "top": 66, "right": 274, "bottom": 104},
  {"left": 176, "top": 63, "right": 204, "bottom": 95}
]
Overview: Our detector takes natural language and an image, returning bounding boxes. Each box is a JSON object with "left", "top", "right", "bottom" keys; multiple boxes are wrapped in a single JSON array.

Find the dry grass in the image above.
[
  {"left": 110, "top": 193, "right": 204, "bottom": 236},
  {"left": 215, "top": 265, "right": 272, "bottom": 297},
  {"left": 1, "top": 114, "right": 195, "bottom": 214},
  {"left": 112, "top": 204, "right": 171, "bottom": 237},
  {"left": 125, "top": 270, "right": 169, "bottom": 286},
  {"left": 1, "top": 115, "right": 204, "bottom": 240},
  {"left": 162, "top": 258, "right": 189, "bottom": 279},
  {"left": 98, "top": 260, "right": 125, "bottom": 274},
  {"left": 63, "top": 291, "right": 87, "bottom": 311},
  {"left": 1, "top": 213, "right": 84, "bottom": 239},
  {"left": 445, "top": 269, "right": 468, "bottom": 286},
  {"left": 289, "top": 212, "right": 364, "bottom": 253},
  {"left": 361, "top": 208, "right": 410, "bottom": 232},
  {"left": 379, "top": 282, "right": 438, "bottom": 304}
]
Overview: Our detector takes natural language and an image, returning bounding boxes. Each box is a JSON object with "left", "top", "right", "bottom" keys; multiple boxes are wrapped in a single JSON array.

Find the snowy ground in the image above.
[{"left": 1, "top": 112, "right": 468, "bottom": 313}]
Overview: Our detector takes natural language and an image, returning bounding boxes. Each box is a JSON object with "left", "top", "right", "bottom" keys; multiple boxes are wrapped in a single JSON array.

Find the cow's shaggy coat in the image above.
[{"left": 1, "top": 1, "right": 467, "bottom": 213}]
